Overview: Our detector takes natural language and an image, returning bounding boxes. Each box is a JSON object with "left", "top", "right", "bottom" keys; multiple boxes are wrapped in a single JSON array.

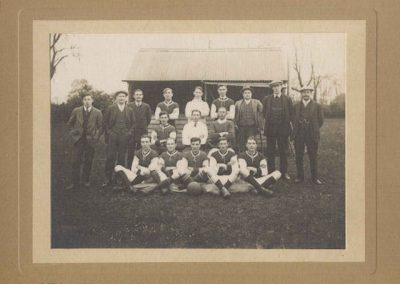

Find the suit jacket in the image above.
[
  {"left": 292, "top": 100, "right": 324, "bottom": 143},
  {"left": 68, "top": 106, "right": 103, "bottom": 145},
  {"left": 103, "top": 103, "right": 136, "bottom": 137},
  {"left": 262, "top": 94, "right": 294, "bottom": 137},
  {"left": 234, "top": 99, "right": 263, "bottom": 130},
  {"left": 127, "top": 102, "right": 152, "bottom": 129}
]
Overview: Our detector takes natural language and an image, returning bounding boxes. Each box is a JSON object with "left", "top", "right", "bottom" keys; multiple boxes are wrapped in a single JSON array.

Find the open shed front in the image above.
[{"left": 123, "top": 48, "right": 288, "bottom": 112}]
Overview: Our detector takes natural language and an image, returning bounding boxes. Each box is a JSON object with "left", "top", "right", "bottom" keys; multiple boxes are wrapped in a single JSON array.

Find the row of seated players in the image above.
[{"left": 114, "top": 135, "right": 282, "bottom": 198}]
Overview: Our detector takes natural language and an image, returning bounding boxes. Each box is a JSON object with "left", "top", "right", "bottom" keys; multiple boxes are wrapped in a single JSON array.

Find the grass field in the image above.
[{"left": 51, "top": 118, "right": 345, "bottom": 249}]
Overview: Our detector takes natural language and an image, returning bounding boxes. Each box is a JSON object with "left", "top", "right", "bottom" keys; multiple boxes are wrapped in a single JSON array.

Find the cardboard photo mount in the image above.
[{"left": 0, "top": 1, "right": 387, "bottom": 283}]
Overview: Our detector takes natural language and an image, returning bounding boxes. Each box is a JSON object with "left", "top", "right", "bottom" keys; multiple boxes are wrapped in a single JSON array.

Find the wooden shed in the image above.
[{"left": 123, "top": 47, "right": 288, "bottom": 111}]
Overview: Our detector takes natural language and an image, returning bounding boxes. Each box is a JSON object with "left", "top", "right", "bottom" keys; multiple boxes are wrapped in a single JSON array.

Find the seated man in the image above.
[
  {"left": 206, "top": 137, "right": 239, "bottom": 198},
  {"left": 114, "top": 135, "right": 159, "bottom": 193},
  {"left": 151, "top": 137, "right": 210, "bottom": 193},
  {"left": 147, "top": 138, "right": 184, "bottom": 194},
  {"left": 238, "top": 136, "right": 281, "bottom": 197},
  {"left": 181, "top": 137, "right": 210, "bottom": 183},
  {"left": 182, "top": 109, "right": 208, "bottom": 148},
  {"left": 150, "top": 111, "right": 177, "bottom": 154},
  {"left": 208, "top": 106, "right": 235, "bottom": 148}
]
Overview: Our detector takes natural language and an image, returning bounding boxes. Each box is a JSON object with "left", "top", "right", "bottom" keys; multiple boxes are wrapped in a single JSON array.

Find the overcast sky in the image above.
[{"left": 51, "top": 33, "right": 345, "bottom": 103}]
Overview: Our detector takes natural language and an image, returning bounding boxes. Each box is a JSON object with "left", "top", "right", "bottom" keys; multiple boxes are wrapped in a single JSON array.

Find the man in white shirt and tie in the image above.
[{"left": 182, "top": 109, "right": 208, "bottom": 148}]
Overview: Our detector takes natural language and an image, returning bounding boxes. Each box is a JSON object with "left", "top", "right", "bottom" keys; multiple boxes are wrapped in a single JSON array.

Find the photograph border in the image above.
[{"left": 31, "top": 20, "right": 365, "bottom": 263}]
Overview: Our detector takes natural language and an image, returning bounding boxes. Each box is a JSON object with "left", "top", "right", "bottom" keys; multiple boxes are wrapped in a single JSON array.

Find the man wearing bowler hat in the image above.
[
  {"left": 234, "top": 85, "right": 263, "bottom": 152},
  {"left": 292, "top": 86, "right": 324, "bottom": 184},
  {"left": 262, "top": 80, "right": 293, "bottom": 180}
]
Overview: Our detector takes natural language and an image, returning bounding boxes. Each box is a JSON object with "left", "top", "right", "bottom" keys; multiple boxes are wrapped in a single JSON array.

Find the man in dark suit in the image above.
[
  {"left": 292, "top": 86, "right": 324, "bottom": 184},
  {"left": 103, "top": 91, "right": 136, "bottom": 187},
  {"left": 234, "top": 85, "right": 263, "bottom": 152},
  {"left": 66, "top": 93, "right": 103, "bottom": 189},
  {"left": 262, "top": 80, "right": 293, "bottom": 180},
  {"left": 127, "top": 89, "right": 152, "bottom": 167}
]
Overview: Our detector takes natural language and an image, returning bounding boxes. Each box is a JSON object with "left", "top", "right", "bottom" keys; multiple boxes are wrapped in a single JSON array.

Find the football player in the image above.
[
  {"left": 238, "top": 136, "right": 281, "bottom": 197},
  {"left": 114, "top": 135, "right": 159, "bottom": 193},
  {"left": 150, "top": 111, "right": 177, "bottom": 154},
  {"left": 206, "top": 137, "right": 239, "bottom": 198}
]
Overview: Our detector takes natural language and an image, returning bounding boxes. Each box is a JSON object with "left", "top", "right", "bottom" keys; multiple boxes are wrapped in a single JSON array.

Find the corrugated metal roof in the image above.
[{"left": 124, "top": 48, "right": 287, "bottom": 81}]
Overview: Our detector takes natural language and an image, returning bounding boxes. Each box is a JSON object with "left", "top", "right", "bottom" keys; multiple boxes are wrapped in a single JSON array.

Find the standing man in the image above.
[
  {"left": 127, "top": 89, "right": 152, "bottom": 167},
  {"left": 292, "top": 86, "right": 324, "bottom": 184},
  {"left": 66, "top": 93, "right": 103, "bottom": 189},
  {"left": 210, "top": 84, "right": 235, "bottom": 120},
  {"left": 154, "top": 88, "right": 180, "bottom": 126},
  {"left": 263, "top": 80, "right": 293, "bottom": 180},
  {"left": 103, "top": 91, "right": 136, "bottom": 187},
  {"left": 208, "top": 106, "right": 235, "bottom": 148},
  {"left": 182, "top": 109, "right": 208, "bottom": 148},
  {"left": 234, "top": 85, "right": 263, "bottom": 152}
]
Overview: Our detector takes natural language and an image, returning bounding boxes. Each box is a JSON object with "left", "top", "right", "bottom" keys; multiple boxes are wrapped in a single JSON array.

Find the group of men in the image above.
[{"left": 67, "top": 80, "right": 324, "bottom": 198}]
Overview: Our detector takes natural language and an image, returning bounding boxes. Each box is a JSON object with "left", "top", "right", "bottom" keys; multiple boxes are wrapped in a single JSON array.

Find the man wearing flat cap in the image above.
[
  {"left": 262, "top": 80, "right": 293, "bottom": 180},
  {"left": 102, "top": 91, "right": 136, "bottom": 187},
  {"left": 292, "top": 86, "right": 324, "bottom": 184},
  {"left": 234, "top": 85, "right": 263, "bottom": 152}
]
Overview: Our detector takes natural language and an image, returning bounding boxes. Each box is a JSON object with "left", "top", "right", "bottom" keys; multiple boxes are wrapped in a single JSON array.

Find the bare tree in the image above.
[
  {"left": 291, "top": 44, "right": 322, "bottom": 101},
  {"left": 49, "top": 33, "right": 79, "bottom": 79}
]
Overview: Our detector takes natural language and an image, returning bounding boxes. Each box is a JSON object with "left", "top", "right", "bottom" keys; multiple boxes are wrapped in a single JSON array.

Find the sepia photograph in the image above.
[{"left": 49, "top": 32, "right": 346, "bottom": 250}]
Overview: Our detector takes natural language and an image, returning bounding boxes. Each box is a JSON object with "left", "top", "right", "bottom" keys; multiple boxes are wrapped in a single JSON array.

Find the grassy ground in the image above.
[{"left": 51, "top": 118, "right": 345, "bottom": 249}]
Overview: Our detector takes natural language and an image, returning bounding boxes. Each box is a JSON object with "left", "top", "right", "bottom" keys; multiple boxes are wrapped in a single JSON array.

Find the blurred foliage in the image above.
[
  {"left": 51, "top": 79, "right": 113, "bottom": 123},
  {"left": 322, "top": 93, "right": 345, "bottom": 118}
]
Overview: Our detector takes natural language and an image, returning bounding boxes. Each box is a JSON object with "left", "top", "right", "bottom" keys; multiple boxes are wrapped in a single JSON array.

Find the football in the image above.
[{"left": 187, "top": 181, "right": 203, "bottom": 196}]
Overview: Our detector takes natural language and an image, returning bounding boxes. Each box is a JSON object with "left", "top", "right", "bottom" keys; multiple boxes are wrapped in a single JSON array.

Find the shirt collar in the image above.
[
  {"left": 217, "top": 118, "right": 227, "bottom": 124},
  {"left": 117, "top": 103, "right": 125, "bottom": 111},
  {"left": 167, "top": 150, "right": 177, "bottom": 156},
  {"left": 246, "top": 151, "right": 258, "bottom": 159},
  {"left": 84, "top": 106, "right": 92, "bottom": 112},
  {"left": 191, "top": 150, "right": 201, "bottom": 157},
  {"left": 164, "top": 100, "right": 174, "bottom": 106},
  {"left": 274, "top": 93, "right": 281, "bottom": 98},
  {"left": 219, "top": 96, "right": 228, "bottom": 101},
  {"left": 141, "top": 148, "right": 151, "bottom": 157},
  {"left": 135, "top": 101, "right": 142, "bottom": 107},
  {"left": 302, "top": 99, "right": 311, "bottom": 107}
]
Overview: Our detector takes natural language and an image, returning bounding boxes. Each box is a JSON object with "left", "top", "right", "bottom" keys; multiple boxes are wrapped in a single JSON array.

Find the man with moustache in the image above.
[
  {"left": 262, "top": 80, "right": 293, "bottom": 181},
  {"left": 292, "top": 86, "right": 324, "bottom": 184}
]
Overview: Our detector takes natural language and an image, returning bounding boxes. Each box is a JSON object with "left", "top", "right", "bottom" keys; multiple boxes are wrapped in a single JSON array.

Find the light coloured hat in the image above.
[
  {"left": 299, "top": 85, "right": 314, "bottom": 92},
  {"left": 269, "top": 80, "right": 283, "bottom": 87}
]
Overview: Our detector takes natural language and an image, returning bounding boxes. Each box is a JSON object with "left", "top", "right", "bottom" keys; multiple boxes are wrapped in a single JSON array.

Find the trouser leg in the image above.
[
  {"left": 116, "top": 133, "right": 129, "bottom": 168},
  {"left": 277, "top": 135, "right": 289, "bottom": 174},
  {"left": 71, "top": 140, "right": 84, "bottom": 186},
  {"left": 266, "top": 132, "right": 277, "bottom": 173},
  {"left": 306, "top": 137, "right": 319, "bottom": 181},
  {"left": 81, "top": 143, "right": 95, "bottom": 183},
  {"left": 127, "top": 140, "right": 137, "bottom": 169},
  {"left": 294, "top": 134, "right": 306, "bottom": 180},
  {"left": 105, "top": 133, "right": 118, "bottom": 180}
]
